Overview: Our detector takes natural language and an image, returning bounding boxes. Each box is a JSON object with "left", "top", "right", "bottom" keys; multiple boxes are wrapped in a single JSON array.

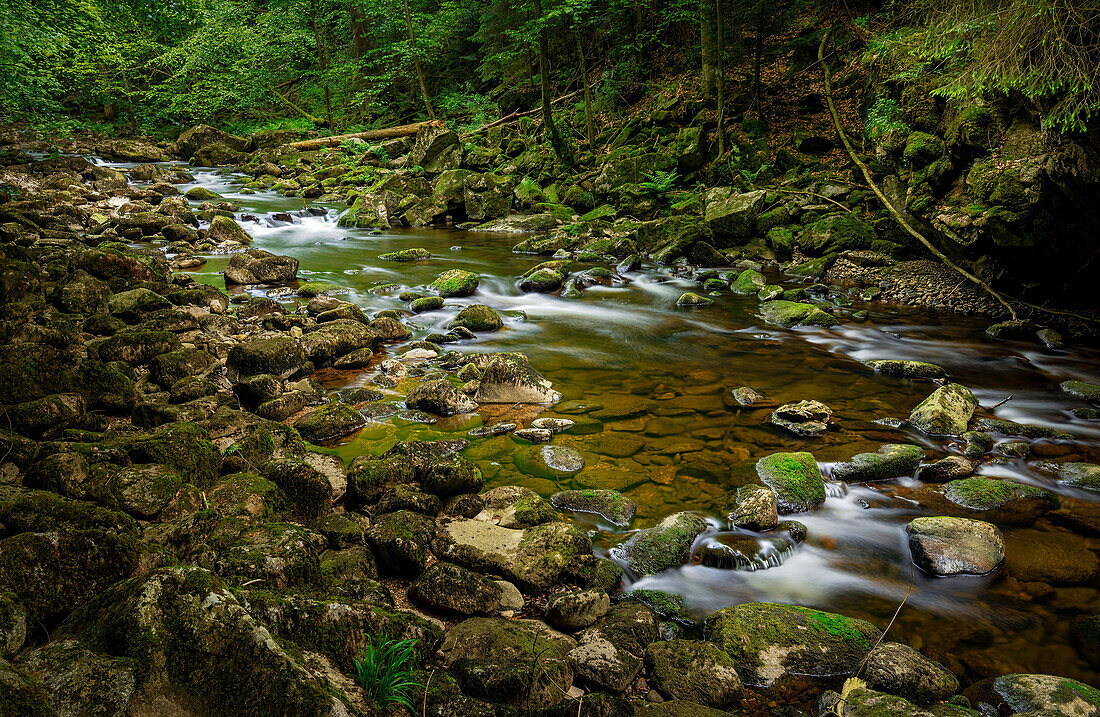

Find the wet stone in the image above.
[{"left": 770, "top": 399, "right": 832, "bottom": 436}]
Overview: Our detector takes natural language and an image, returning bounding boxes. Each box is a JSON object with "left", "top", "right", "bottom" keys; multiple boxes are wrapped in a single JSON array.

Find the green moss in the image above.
[
  {"left": 378, "top": 248, "right": 431, "bottom": 262},
  {"left": 943, "top": 477, "right": 1058, "bottom": 511},
  {"left": 297, "top": 281, "right": 347, "bottom": 297},
  {"left": 429, "top": 269, "right": 479, "bottom": 298}
]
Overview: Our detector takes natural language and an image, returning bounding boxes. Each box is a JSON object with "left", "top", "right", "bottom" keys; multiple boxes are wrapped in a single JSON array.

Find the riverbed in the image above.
[{"left": 119, "top": 158, "right": 1100, "bottom": 684}]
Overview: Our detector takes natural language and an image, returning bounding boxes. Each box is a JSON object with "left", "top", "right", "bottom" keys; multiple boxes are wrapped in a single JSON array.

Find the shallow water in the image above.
[{"left": 134, "top": 161, "right": 1100, "bottom": 684}]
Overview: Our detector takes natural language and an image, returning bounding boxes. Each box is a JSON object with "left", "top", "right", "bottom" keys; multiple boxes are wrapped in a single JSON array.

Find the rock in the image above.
[
  {"left": 939, "top": 477, "right": 1059, "bottom": 523},
  {"left": 800, "top": 214, "right": 875, "bottom": 255},
  {"left": 611, "top": 512, "right": 708, "bottom": 577},
  {"left": 228, "top": 336, "right": 308, "bottom": 379},
  {"left": 703, "top": 602, "right": 881, "bottom": 688},
  {"left": 410, "top": 296, "right": 444, "bottom": 312},
  {"left": 379, "top": 247, "right": 431, "bottom": 261},
  {"left": 369, "top": 316, "right": 411, "bottom": 341},
  {"left": 906, "top": 517, "right": 1004, "bottom": 576},
  {"left": 0, "top": 595, "right": 26, "bottom": 660},
  {"left": 473, "top": 355, "right": 560, "bottom": 404},
  {"left": 826, "top": 687, "right": 938, "bottom": 717},
  {"left": 1041, "top": 461, "right": 1100, "bottom": 492},
  {"left": 410, "top": 124, "right": 464, "bottom": 173},
  {"left": 1061, "top": 380, "right": 1100, "bottom": 403},
  {"left": 433, "top": 519, "right": 592, "bottom": 592},
  {"left": 722, "top": 484, "right": 778, "bottom": 530},
  {"left": 184, "top": 186, "right": 220, "bottom": 200},
  {"left": 832, "top": 444, "right": 924, "bottom": 482},
  {"left": 520, "top": 266, "right": 565, "bottom": 293},
  {"left": 861, "top": 642, "right": 959, "bottom": 705},
  {"left": 646, "top": 640, "right": 742, "bottom": 709},
  {"left": 964, "top": 674, "right": 1100, "bottom": 717},
  {"left": 865, "top": 360, "right": 948, "bottom": 380},
  {"left": 405, "top": 379, "right": 478, "bottom": 416},
  {"left": 108, "top": 287, "right": 171, "bottom": 321},
  {"left": 422, "top": 455, "right": 484, "bottom": 497},
  {"left": 448, "top": 304, "right": 503, "bottom": 332},
  {"left": 531, "top": 417, "right": 574, "bottom": 433},
  {"left": 705, "top": 187, "right": 766, "bottom": 242},
  {"left": 20, "top": 639, "right": 137, "bottom": 717},
  {"left": 515, "top": 445, "right": 584, "bottom": 480},
  {"left": 0, "top": 658, "right": 51, "bottom": 717},
  {"left": 474, "top": 486, "right": 555, "bottom": 528},
  {"left": 57, "top": 567, "right": 344, "bottom": 715},
  {"left": 1037, "top": 329, "right": 1065, "bottom": 349},
  {"left": 300, "top": 320, "right": 379, "bottom": 364},
  {"left": 409, "top": 561, "right": 505, "bottom": 616},
  {"left": 909, "top": 383, "right": 978, "bottom": 435},
  {"left": 569, "top": 603, "right": 658, "bottom": 692},
  {"left": 514, "top": 427, "right": 551, "bottom": 443},
  {"left": 224, "top": 249, "right": 299, "bottom": 285},
  {"left": 759, "top": 300, "right": 838, "bottom": 328},
  {"left": 917, "top": 456, "right": 975, "bottom": 483},
  {"left": 676, "top": 292, "right": 713, "bottom": 306},
  {"left": 755, "top": 452, "right": 825, "bottom": 513},
  {"left": 294, "top": 403, "right": 365, "bottom": 442},
  {"left": 975, "top": 417, "right": 1074, "bottom": 440},
  {"left": 985, "top": 319, "right": 1036, "bottom": 340},
  {"left": 551, "top": 489, "right": 637, "bottom": 526},
  {"left": 1004, "top": 529, "right": 1099, "bottom": 584},
  {"left": 546, "top": 589, "right": 611, "bottom": 632},
  {"left": 770, "top": 399, "right": 832, "bottom": 436},
  {"left": 365, "top": 510, "right": 436, "bottom": 576},
  {"left": 725, "top": 386, "right": 764, "bottom": 407},
  {"left": 333, "top": 347, "right": 374, "bottom": 369},
  {"left": 263, "top": 460, "right": 335, "bottom": 521},
  {"left": 175, "top": 124, "right": 247, "bottom": 158},
  {"left": 207, "top": 215, "right": 253, "bottom": 245},
  {"left": 440, "top": 617, "right": 573, "bottom": 710},
  {"left": 730, "top": 269, "right": 766, "bottom": 294}
]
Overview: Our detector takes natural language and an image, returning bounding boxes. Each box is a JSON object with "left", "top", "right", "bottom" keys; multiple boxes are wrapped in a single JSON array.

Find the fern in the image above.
[
  {"left": 352, "top": 636, "right": 421, "bottom": 711},
  {"left": 640, "top": 170, "right": 679, "bottom": 195}
]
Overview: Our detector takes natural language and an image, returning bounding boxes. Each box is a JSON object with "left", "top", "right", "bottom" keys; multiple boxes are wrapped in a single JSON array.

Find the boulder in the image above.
[
  {"left": 770, "top": 399, "right": 832, "bottom": 436},
  {"left": 755, "top": 452, "right": 825, "bottom": 513},
  {"left": 551, "top": 489, "right": 637, "bottom": 526},
  {"left": 545, "top": 589, "right": 610, "bottom": 632},
  {"left": 515, "top": 445, "right": 584, "bottom": 480},
  {"left": 430, "top": 269, "right": 480, "bottom": 297},
  {"left": 1062, "top": 380, "right": 1100, "bottom": 403},
  {"left": 703, "top": 602, "right": 881, "bottom": 688},
  {"left": 175, "top": 124, "right": 247, "bottom": 159},
  {"left": 906, "top": 517, "right": 1004, "bottom": 576},
  {"left": 865, "top": 360, "right": 948, "bottom": 380},
  {"left": 440, "top": 618, "right": 573, "bottom": 710},
  {"left": 909, "top": 383, "right": 978, "bottom": 435},
  {"left": 964, "top": 674, "right": 1100, "bottom": 717},
  {"left": 207, "top": 215, "right": 253, "bottom": 245},
  {"left": 294, "top": 403, "right": 365, "bottom": 443},
  {"left": 569, "top": 603, "right": 658, "bottom": 692},
  {"left": 365, "top": 510, "right": 436, "bottom": 576},
  {"left": 405, "top": 379, "right": 478, "bottom": 416},
  {"left": 410, "top": 124, "right": 464, "bottom": 173},
  {"left": 677, "top": 292, "right": 713, "bottom": 306},
  {"left": 474, "top": 485, "right": 555, "bottom": 528},
  {"left": 832, "top": 444, "right": 924, "bottom": 482},
  {"left": 473, "top": 355, "right": 560, "bottom": 404},
  {"left": 448, "top": 304, "right": 503, "bottom": 332},
  {"left": 936, "top": 477, "right": 1059, "bottom": 524},
  {"left": 300, "top": 320, "right": 379, "bottom": 364},
  {"left": 409, "top": 562, "right": 506, "bottom": 616},
  {"left": 611, "top": 512, "right": 708, "bottom": 577},
  {"left": 1004, "top": 529, "right": 1099, "bottom": 584},
  {"left": 759, "top": 300, "right": 838, "bottom": 328},
  {"left": 20, "top": 639, "right": 137, "bottom": 717},
  {"left": 721, "top": 484, "right": 778, "bottom": 530},
  {"left": 224, "top": 249, "right": 299, "bottom": 285},
  {"left": 705, "top": 187, "right": 766, "bottom": 244},
  {"left": 861, "top": 642, "right": 959, "bottom": 704},
  {"left": 646, "top": 640, "right": 742, "bottom": 709},
  {"left": 227, "top": 336, "right": 308, "bottom": 379}
]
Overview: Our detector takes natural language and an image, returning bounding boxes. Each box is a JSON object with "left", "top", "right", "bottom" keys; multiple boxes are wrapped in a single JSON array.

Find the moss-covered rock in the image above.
[
  {"left": 703, "top": 602, "right": 881, "bottom": 688},
  {"left": 473, "top": 354, "right": 561, "bottom": 404},
  {"left": 223, "top": 248, "right": 299, "bottom": 285},
  {"left": 550, "top": 489, "right": 636, "bottom": 527},
  {"left": 831, "top": 444, "right": 924, "bottom": 483},
  {"left": 906, "top": 516, "right": 1004, "bottom": 576},
  {"left": 365, "top": 510, "right": 436, "bottom": 576},
  {"left": 568, "top": 603, "right": 659, "bottom": 692},
  {"left": 676, "top": 292, "right": 713, "bottom": 306},
  {"left": 964, "top": 674, "right": 1100, "bottom": 717},
  {"left": 406, "top": 379, "right": 478, "bottom": 417},
  {"left": 449, "top": 304, "right": 503, "bottom": 332},
  {"left": 909, "top": 383, "right": 978, "bottom": 435},
  {"left": 410, "top": 296, "right": 445, "bottom": 312},
  {"left": 611, "top": 512, "right": 707, "bottom": 577},
  {"left": 227, "top": 336, "right": 308, "bottom": 379},
  {"left": 514, "top": 445, "right": 584, "bottom": 480},
  {"left": 755, "top": 452, "right": 825, "bottom": 513},
  {"left": 1061, "top": 380, "right": 1100, "bottom": 404},
  {"left": 0, "top": 658, "right": 51, "bottom": 717},
  {"left": 379, "top": 247, "right": 431, "bottom": 262},
  {"left": 107, "top": 287, "right": 172, "bottom": 321},
  {"left": 931, "top": 477, "right": 1059, "bottom": 524},
  {"left": 475, "top": 485, "right": 554, "bottom": 528},
  {"left": 20, "top": 638, "right": 137, "bottom": 717},
  {"left": 759, "top": 300, "right": 838, "bottom": 328},
  {"left": 207, "top": 215, "right": 253, "bottom": 244},
  {"left": 96, "top": 328, "right": 181, "bottom": 365},
  {"left": 864, "top": 359, "right": 947, "bottom": 380},
  {"left": 861, "top": 641, "right": 959, "bottom": 705},
  {"left": 300, "top": 319, "right": 379, "bottom": 364},
  {"left": 646, "top": 640, "right": 741, "bottom": 709},
  {"left": 261, "top": 459, "right": 334, "bottom": 522},
  {"left": 409, "top": 561, "right": 505, "bottom": 616},
  {"left": 799, "top": 214, "right": 876, "bottom": 255},
  {"left": 717, "top": 483, "right": 778, "bottom": 531},
  {"left": 704, "top": 188, "right": 766, "bottom": 243}
]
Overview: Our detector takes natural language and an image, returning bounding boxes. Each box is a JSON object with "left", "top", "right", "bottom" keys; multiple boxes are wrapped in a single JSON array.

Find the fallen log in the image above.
[{"left": 282, "top": 119, "right": 444, "bottom": 151}]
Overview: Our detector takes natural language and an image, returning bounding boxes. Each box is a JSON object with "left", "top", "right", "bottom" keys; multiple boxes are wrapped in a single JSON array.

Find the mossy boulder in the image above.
[
  {"left": 409, "top": 561, "right": 506, "bottom": 616},
  {"left": 294, "top": 403, "right": 365, "bottom": 443},
  {"left": 703, "top": 602, "right": 881, "bottom": 688},
  {"left": 448, "top": 304, "right": 503, "bottom": 332},
  {"left": 909, "top": 383, "right": 978, "bottom": 435},
  {"left": 20, "top": 639, "right": 137, "bottom": 717},
  {"left": 831, "top": 444, "right": 924, "bottom": 483},
  {"left": 300, "top": 319, "right": 379, "bottom": 364},
  {"left": 677, "top": 292, "right": 713, "bottom": 307},
  {"left": 568, "top": 603, "right": 658, "bottom": 693},
  {"left": 405, "top": 379, "right": 478, "bottom": 417},
  {"left": 0, "top": 658, "right": 51, "bottom": 717},
  {"left": 1040, "top": 461, "right": 1100, "bottom": 492},
  {"left": 906, "top": 516, "right": 1004, "bottom": 576},
  {"left": 223, "top": 249, "right": 299, "bottom": 285},
  {"left": 227, "top": 336, "right": 308, "bottom": 379},
  {"left": 107, "top": 287, "right": 172, "bottom": 321},
  {"left": 861, "top": 641, "right": 959, "bottom": 705},
  {"left": 207, "top": 215, "right": 253, "bottom": 244},
  {"left": 759, "top": 300, "right": 838, "bottom": 328},
  {"left": 1061, "top": 380, "right": 1100, "bottom": 404},
  {"left": 865, "top": 359, "right": 947, "bottom": 380},
  {"left": 704, "top": 187, "right": 766, "bottom": 244},
  {"left": 932, "top": 477, "right": 1059, "bottom": 524},
  {"left": 96, "top": 329, "right": 181, "bottom": 365},
  {"left": 646, "top": 640, "right": 742, "bottom": 709},
  {"left": 519, "top": 267, "right": 565, "bottom": 293},
  {"left": 475, "top": 485, "right": 555, "bottom": 528},
  {"left": 755, "top": 452, "right": 825, "bottom": 513},
  {"left": 718, "top": 483, "right": 778, "bottom": 531},
  {"left": 379, "top": 247, "right": 431, "bottom": 262},
  {"left": 473, "top": 354, "right": 560, "bottom": 404},
  {"left": 365, "top": 510, "right": 436, "bottom": 576},
  {"left": 262, "top": 459, "right": 334, "bottom": 522},
  {"left": 410, "top": 296, "right": 445, "bottom": 312},
  {"left": 964, "top": 674, "right": 1100, "bottom": 717},
  {"left": 441, "top": 617, "right": 575, "bottom": 710},
  {"left": 903, "top": 132, "right": 946, "bottom": 168},
  {"left": 611, "top": 512, "right": 707, "bottom": 577},
  {"left": 730, "top": 269, "right": 766, "bottom": 294},
  {"left": 800, "top": 214, "right": 876, "bottom": 255},
  {"left": 421, "top": 455, "right": 484, "bottom": 497},
  {"left": 149, "top": 348, "right": 216, "bottom": 389}
]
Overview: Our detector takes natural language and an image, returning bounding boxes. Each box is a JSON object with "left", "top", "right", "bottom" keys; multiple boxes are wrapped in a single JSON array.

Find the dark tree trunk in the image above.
[{"left": 403, "top": 0, "right": 435, "bottom": 119}]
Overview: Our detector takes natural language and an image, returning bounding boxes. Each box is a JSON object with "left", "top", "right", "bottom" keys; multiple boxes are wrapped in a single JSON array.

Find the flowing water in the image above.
[{"left": 119, "top": 160, "right": 1100, "bottom": 684}]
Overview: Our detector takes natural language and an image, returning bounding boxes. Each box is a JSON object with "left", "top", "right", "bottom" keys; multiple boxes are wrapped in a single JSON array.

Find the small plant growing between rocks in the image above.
[{"left": 352, "top": 635, "right": 421, "bottom": 710}]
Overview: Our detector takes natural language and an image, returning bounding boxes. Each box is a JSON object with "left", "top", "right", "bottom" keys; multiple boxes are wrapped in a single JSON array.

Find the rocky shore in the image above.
[{"left": 0, "top": 125, "right": 1098, "bottom": 717}]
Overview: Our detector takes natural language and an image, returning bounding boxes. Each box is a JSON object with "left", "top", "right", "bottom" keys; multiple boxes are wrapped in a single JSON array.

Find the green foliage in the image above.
[
  {"left": 639, "top": 170, "right": 678, "bottom": 195},
  {"left": 352, "top": 635, "right": 421, "bottom": 710},
  {"left": 865, "top": 97, "right": 910, "bottom": 143}
]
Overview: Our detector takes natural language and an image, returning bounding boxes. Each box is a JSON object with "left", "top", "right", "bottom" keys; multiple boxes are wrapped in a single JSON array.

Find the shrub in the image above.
[{"left": 352, "top": 636, "right": 420, "bottom": 710}]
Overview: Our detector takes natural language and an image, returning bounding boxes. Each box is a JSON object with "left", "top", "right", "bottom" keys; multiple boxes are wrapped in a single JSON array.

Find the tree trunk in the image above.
[
  {"left": 532, "top": 0, "right": 569, "bottom": 162},
  {"left": 311, "top": 0, "right": 334, "bottom": 129},
  {"left": 403, "top": 0, "right": 435, "bottom": 119},
  {"left": 752, "top": 1, "right": 766, "bottom": 114},
  {"left": 575, "top": 29, "right": 596, "bottom": 150},
  {"left": 282, "top": 120, "right": 442, "bottom": 150},
  {"left": 715, "top": 0, "right": 725, "bottom": 155},
  {"left": 700, "top": 0, "right": 718, "bottom": 96}
]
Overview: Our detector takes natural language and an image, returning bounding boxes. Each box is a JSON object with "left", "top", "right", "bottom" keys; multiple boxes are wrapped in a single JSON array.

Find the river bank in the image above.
[{"left": 1, "top": 127, "right": 1100, "bottom": 716}]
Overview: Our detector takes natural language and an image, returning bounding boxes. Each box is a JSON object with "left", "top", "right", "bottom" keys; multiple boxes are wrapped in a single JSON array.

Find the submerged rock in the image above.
[
  {"left": 770, "top": 399, "right": 832, "bottom": 436},
  {"left": 551, "top": 489, "right": 637, "bottom": 526},
  {"left": 906, "top": 516, "right": 1004, "bottom": 575},
  {"left": 909, "top": 383, "right": 978, "bottom": 435},
  {"left": 831, "top": 444, "right": 924, "bottom": 482},
  {"left": 703, "top": 602, "right": 881, "bottom": 688},
  {"left": 939, "top": 477, "right": 1059, "bottom": 523},
  {"left": 515, "top": 445, "right": 584, "bottom": 479},
  {"left": 864, "top": 359, "right": 947, "bottom": 380},
  {"left": 755, "top": 452, "right": 826, "bottom": 513},
  {"left": 611, "top": 512, "right": 708, "bottom": 577},
  {"left": 472, "top": 354, "right": 560, "bottom": 404}
]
